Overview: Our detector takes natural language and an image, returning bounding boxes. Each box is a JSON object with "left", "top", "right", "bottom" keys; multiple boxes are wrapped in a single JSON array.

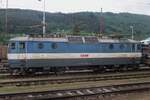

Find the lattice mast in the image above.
[{"left": 100, "top": 8, "right": 104, "bottom": 35}]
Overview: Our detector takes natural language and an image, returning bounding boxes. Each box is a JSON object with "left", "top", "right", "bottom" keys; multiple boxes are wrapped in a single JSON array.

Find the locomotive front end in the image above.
[{"left": 8, "top": 37, "right": 27, "bottom": 74}]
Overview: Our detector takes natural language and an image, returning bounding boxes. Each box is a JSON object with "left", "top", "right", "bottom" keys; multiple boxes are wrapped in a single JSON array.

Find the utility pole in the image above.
[
  {"left": 42, "top": 0, "right": 46, "bottom": 35},
  {"left": 5, "top": 0, "right": 8, "bottom": 33},
  {"left": 38, "top": 0, "right": 46, "bottom": 35},
  {"left": 130, "top": 26, "right": 134, "bottom": 40},
  {"left": 100, "top": 8, "right": 103, "bottom": 35}
]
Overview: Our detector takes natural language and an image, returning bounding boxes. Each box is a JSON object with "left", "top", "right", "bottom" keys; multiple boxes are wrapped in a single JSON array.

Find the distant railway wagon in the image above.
[
  {"left": 7, "top": 35, "right": 142, "bottom": 74},
  {"left": 142, "top": 45, "right": 150, "bottom": 65},
  {"left": 0, "top": 45, "right": 7, "bottom": 62}
]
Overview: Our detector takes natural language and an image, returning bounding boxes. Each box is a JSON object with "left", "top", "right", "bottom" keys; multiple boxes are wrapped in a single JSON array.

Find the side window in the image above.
[
  {"left": 51, "top": 43, "right": 58, "bottom": 49},
  {"left": 19, "top": 42, "right": 25, "bottom": 49},
  {"left": 120, "top": 44, "right": 125, "bottom": 49},
  {"left": 109, "top": 44, "right": 114, "bottom": 49},
  {"left": 11, "top": 42, "right": 16, "bottom": 49},
  {"left": 38, "top": 43, "right": 44, "bottom": 49}
]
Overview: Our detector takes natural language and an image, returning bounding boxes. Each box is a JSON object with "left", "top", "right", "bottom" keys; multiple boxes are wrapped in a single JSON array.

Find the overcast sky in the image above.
[{"left": 0, "top": 0, "right": 150, "bottom": 15}]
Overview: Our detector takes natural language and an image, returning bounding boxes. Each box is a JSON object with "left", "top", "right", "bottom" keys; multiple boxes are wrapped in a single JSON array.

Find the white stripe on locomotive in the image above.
[{"left": 8, "top": 53, "right": 142, "bottom": 60}]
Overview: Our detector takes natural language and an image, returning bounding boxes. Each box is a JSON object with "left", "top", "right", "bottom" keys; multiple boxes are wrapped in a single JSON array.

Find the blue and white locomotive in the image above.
[{"left": 8, "top": 35, "right": 142, "bottom": 74}]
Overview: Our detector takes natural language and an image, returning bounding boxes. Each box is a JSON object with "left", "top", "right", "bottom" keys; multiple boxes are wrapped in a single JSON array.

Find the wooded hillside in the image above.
[{"left": 0, "top": 9, "right": 150, "bottom": 40}]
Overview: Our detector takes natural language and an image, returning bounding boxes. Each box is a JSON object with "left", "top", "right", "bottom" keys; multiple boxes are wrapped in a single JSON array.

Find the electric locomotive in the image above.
[{"left": 7, "top": 35, "right": 142, "bottom": 74}]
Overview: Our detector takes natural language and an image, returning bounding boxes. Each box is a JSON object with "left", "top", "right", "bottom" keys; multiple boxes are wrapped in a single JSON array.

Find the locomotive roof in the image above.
[
  {"left": 9, "top": 36, "right": 139, "bottom": 43},
  {"left": 10, "top": 37, "right": 67, "bottom": 42}
]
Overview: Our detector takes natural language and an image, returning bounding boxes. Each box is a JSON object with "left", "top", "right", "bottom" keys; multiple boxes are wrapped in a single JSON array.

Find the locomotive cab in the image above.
[{"left": 9, "top": 41, "right": 26, "bottom": 53}]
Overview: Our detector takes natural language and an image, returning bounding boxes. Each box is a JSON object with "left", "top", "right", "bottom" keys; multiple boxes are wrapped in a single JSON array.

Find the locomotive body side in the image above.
[{"left": 7, "top": 36, "right": 142, "bottom": 73}]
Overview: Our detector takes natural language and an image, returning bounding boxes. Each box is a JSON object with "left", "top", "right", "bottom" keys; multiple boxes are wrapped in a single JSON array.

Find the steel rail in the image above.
[
  {"left": 0, "top": 71, "right": 150, "bottom": 87},
  {"left": 0, "top": 82, "right": 150, "bottom": 100}
]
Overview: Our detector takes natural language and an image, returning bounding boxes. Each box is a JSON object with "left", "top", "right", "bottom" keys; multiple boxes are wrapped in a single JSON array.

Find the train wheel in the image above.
[
  {"left": 10, "top": 68, "right": 21, "bottom": 75},
  {"left": 132, "top": 65, "right": 140, "bottom": 70},
  {"left": 51, "top": 67, "right": 66, "bottom": 75},
  {"left": 93, "top": 66, "right": 105, "bottom": 73},
  {"left": 18, "top": 68, "right": 28, "bottom": 75}
]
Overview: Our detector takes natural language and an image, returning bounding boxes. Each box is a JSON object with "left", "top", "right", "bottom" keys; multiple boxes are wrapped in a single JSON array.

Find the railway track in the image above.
[
  {"left": 0, "top": 82, "right": 150, "bottom": 100},
  {"left": 1, "top": 71, "right": 150, "bottom": 87},
  {"left": 0, "top": 62, "right": 9, "bottom": 73},
  {"left": 0, "top": 67, "right": 150, "bottom": 79}
]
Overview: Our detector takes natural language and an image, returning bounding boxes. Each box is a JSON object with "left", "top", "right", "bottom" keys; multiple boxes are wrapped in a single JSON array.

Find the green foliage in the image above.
[{"left": 0, "top": 9, "right": 150, "bottom": 41}]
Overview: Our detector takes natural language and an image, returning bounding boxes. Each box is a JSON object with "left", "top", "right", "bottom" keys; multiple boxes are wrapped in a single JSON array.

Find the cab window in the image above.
[
  {"left": 132, "top": 44, "right": 135, "bottom": 51},
  {"left": 132, "top": 44, "right": 135, "bottom": 50},
  {"left": 11, "top": 42, "right": 16, "bottom": 49},
  {"left": 19, "top": 42, "right": 25, "bottom": 49},
  {"left": 137, "top": 44, "right": 141, "bottom": 50}
]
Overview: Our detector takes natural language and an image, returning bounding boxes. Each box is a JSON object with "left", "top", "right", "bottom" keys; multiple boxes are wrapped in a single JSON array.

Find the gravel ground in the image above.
[
  {"left": 102, "top": 91, "right": 150, "bottom": 100},
  {"left": 57, "top": 90, "right": 150, "bottom": 100}
]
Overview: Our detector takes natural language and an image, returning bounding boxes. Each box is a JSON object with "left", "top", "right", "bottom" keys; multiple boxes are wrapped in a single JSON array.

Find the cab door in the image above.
[{"left": 18, "top": 41, "right": 27, "bottom": 67}]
